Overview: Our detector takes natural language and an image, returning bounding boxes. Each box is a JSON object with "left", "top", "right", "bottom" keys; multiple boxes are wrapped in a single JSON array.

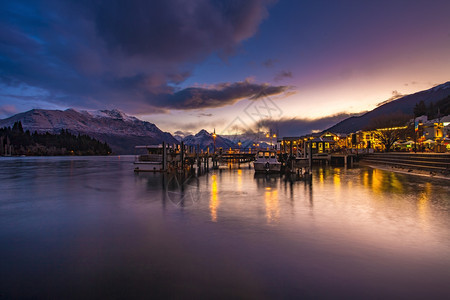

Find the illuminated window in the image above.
[
  {"left": 325, "top": 143, "right": 329, "bottom": 148},
  {"left": 312, "top": 143, "right": 316, "bottom": 148}
]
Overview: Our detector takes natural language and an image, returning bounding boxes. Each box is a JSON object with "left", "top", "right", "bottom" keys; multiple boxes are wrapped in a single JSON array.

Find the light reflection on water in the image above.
[
  {"left": 1, "top": 156, "right": 450, "bottom": 298},
  {"left": 210, "top": 174, "right": 219, "bottom": 222}
]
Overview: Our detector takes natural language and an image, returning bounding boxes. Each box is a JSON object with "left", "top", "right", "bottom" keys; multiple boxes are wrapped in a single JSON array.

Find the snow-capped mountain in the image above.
[
  {"left": 0, "top": 108, "right": 178, "bottom": 154},
  {"left": 182, "top": 129, "right": 236, "bottom": 151}
]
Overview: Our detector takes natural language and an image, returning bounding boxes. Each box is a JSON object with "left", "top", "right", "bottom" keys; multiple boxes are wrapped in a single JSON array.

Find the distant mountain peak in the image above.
[
  {"left": 78, "top": 108, "right": 139, "bottom": 122},
  {"left": 99, "top": 109, "right": 126, "bottom": 119},
  {"left": 182, "top": 129, "right": 235, "bottom": 150},
  {"left": 196, "top": 129, "right": 210, "bottom": 136}
]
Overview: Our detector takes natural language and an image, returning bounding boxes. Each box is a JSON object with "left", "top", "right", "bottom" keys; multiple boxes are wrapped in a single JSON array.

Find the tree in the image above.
[
  {"left": 366, "top": 113, "right": 412, "bottom": 152},
  {"left": 12, "top": 121, "right": 24, "bottom": 133},
  {"left": 413, "top": 101, "right": 427, "bottom": 117}
]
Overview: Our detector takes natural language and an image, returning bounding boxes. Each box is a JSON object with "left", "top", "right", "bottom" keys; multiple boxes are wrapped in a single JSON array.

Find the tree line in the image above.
[
  {"left": 413, "top": 95, "right": 450, "bottom": 119},
  {"left": 1, "top": 121, "right": 111, "bottom": 156}
]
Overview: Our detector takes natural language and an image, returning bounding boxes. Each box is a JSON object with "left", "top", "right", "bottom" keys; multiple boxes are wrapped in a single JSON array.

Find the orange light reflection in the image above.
[{"left": 210, "top": 174, "right": 219, "bottom": 222}]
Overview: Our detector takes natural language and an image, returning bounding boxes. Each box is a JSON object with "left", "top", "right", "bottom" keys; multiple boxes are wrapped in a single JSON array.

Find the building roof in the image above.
[{"left": 310, "top": 137, "right": 335, "bottom": 143}]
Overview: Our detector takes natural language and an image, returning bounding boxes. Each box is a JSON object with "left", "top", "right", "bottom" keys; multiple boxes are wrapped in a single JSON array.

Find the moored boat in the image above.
[
  {"left": 134, "top": 145, "right": 165, "bottom": 172},
  {"left": 253, "top": 150, "right": 281, "bottom": 173}
]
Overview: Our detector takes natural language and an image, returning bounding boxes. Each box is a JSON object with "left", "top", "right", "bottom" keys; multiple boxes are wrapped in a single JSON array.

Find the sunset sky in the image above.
[{"left": 1, "top": 0, "right": 450, "bottom": 136}]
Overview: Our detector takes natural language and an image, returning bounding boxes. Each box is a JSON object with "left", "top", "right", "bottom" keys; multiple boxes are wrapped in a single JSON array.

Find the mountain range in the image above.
[
  {"left": 326, "top": 81, "right": 450, "bottom": 133},
  {"left": 2, "top": 81, "right": 449, "bottom": 153},
  {"left": 0, "top": 109, "right": 178, "bottom": 154},
  {"left": 182, "top": 129, "right": 235, "bottom": 151}
]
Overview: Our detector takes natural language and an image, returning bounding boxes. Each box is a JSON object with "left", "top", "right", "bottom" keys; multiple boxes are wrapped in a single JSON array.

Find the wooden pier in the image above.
[{"left": 134, "top": 142, "right": 256, "bottom": 173}]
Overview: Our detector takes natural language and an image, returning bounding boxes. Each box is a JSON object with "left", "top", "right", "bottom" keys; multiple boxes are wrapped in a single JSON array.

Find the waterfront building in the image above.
[
  {"left": 309, "top": 137, "right": 336, "bottom": 154},
  {"left": 279, "top": 136, "right": 306, "bottom": 157},
  {"left": 415, "top": 115, "right": 450, "bottom": 152}
]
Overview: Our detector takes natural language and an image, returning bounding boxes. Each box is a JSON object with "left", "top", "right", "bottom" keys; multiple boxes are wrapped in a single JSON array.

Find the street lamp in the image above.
[{"left": 212, "top": 128, "right": 216, "bottom": 154}]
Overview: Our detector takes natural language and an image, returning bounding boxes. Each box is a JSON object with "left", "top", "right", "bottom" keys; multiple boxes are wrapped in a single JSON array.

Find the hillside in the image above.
[
  {"left": 326, "top": 81, "right": 450, "bottom": 133},
  {"left": 0, "top": 109, "right": 178, "bottom": 154}
]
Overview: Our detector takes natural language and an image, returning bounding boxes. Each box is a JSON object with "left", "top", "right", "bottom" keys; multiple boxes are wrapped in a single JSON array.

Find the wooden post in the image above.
[
  {"left": 162, "top": 142, "right": 166, "bottom": 171},
  {"left": 181, "top": 141, "right": 185, "bottom": 170},
  {"left": 197, "top": 145, "right": 200, "bottom": 168},
  {"left": 303, "top": 140, "right": 307, "bottom": 158},
  {"left": 309, "top": 141, "right": 313, "bottom": 171}
]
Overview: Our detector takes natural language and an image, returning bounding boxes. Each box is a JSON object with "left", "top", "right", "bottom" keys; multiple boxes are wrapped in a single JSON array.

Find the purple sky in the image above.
[{"left": 1, "top": 0, "right": 450, "bottom": 136}]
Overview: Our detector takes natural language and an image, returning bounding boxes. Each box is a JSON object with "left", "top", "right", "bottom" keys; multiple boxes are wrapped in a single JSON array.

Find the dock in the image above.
[{"left": 134, "top": 142, "right": 257, "bottom": 174}]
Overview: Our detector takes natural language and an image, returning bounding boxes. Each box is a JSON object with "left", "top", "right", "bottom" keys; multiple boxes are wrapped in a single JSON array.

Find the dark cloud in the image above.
[
  {"left": 376, "top": 90, "right": 406, "bottom": 107},
  {"left": 91, "top": 0, "right": 273, "bottom": 61},
  {"left": 256, "top": 112, "right": 364, "bottom": 137},
  {"left": 198, "top": 113, "right": 213, "bottom": 117},
  {"left": 274, "top": 70, "right": 293, "bottom": 82},
  {"left": 152, "top": 80, "right": 289, "bottom": 110},
  {"left": 0, "top": 0, "right": 276, "bottom": 112},
  {"left": 262, "top": 58, "right": 278, "bottom": 67}
]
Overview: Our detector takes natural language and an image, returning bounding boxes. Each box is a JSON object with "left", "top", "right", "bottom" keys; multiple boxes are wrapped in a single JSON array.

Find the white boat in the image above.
[
  {"left": 134, "top": 145, "right": 166, "bottom": 172},
  {"left": 253, "top": 150, "right": 281, "bottom": 173}
]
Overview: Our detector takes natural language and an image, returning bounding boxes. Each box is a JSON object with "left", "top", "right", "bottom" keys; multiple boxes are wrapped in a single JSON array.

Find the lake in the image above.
[{"left": 1, "top": 156, "right": 449, "bottom": 299}]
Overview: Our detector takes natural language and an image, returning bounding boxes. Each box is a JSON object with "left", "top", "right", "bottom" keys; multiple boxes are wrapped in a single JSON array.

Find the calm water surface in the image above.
[{"left": 1, "top": 156, "right": 449, "bottom": 299}]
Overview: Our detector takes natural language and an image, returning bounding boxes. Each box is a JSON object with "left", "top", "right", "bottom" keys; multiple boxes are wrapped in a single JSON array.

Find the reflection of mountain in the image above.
[
  {"left": 0, "top": 108, "right": 178, "bottom": 154},
  {"left": 182, "top": 129, "right": 236, "bottom": 150},
  {"left": 326, "top": 81, "right": 450, "bottom": 134}
]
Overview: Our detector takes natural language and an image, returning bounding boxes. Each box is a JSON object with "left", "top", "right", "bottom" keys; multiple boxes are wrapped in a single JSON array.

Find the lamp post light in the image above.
[{"left": 212, "top": 128, "right": 216, "bottom": 154}]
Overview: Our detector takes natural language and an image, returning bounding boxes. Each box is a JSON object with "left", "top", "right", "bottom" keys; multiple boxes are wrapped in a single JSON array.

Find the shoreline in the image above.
[{"left": 360, "top": 161, "right": 450, "bottom": 180}]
